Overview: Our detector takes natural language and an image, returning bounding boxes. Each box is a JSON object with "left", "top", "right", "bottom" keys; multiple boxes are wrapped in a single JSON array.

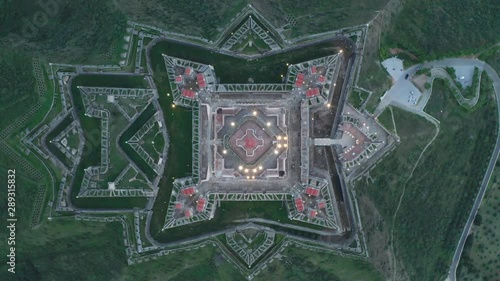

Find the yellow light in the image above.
[
  {"left": 253, "top": 111, "right": 257, "bottom": 116},
  {"left": 327, "top": 103, "right": 331, "bottom": 108},
  {"left": 339, "top": 49, "right": 343, "bottom": 53},
  {"left": 266, "top": 122, "right": 271, "bottom": 127},
  {"left": 238, "top": 166, "right": 243, "bottom": 171},
  {"left": 277, "top": 136, "right": 282, "bottom": 140},
  {"left": 278, "top": 144, "right": 282, "bottom": 148},
  {"left": 274, "top": 150, "right": 279, "bottom": 154},
  {"left": 231, "top": 122, "right": 235, "bottom": 126},
  {"left": 252, "top": 176, "right": 255, "bottom": 179},
  {"left": 284, "top": 144, "right": 288, "bottom": 147},
  {"left": 223, "top": 150, "right": 227, "bottom": 154},
  {"left": 244, "top": 169, "right": 249, "bottom": 173},
  {"left": 284, "top": 136, "right": 288, "bottom": 140},
  {"left": 246, "top": 176, "right": 250, "bottom": 179},
  {"left": 258, "top": 166, "right": 263, "bottom": 170},
  {"left": 171, "top": 104, "right": 176, "bottom": 108},
  {"left": 253, "top": 168, "right": 257, "bottom": 173}
]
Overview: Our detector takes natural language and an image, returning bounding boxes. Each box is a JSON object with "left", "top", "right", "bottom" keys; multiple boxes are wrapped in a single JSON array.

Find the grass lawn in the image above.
[
  {"left": 376, "top": 107, "right": 395, "bottom": 134},
  {"left": 348, "top": 90, "right": 369, "bottom": 109}
]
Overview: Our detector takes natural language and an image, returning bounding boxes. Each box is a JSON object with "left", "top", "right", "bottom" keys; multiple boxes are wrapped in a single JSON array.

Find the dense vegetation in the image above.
[
  {"left": 457, "top": 163, "right": 500, "bottom": 281},
  {"left": 0, "top": 0, "right": 126, "bottom": 63},
  {"left": 383, "top": 0, "right": 500, "bottom": 60},
  {"left": 358, "top": 76, "right": 497, "bottom": 280},
  {"left": 0, "top": 49, "right": 37, "bottom": 131}
]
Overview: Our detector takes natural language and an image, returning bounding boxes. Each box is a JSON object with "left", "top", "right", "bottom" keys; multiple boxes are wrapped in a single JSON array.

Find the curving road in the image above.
[{"left": 445, "top": 61, "right": 500, "bottom": 281}]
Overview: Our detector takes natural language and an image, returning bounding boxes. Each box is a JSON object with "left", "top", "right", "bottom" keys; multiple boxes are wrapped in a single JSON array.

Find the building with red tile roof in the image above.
[
  {"left": 181, "top": 88, "right": 196, "bottom": 99},
  {"left": 294, "top": 197, "right": 304, "bottom": 212},
  {"left": 295, "top": 73, "right": 305, "bottom": 87},
  {"left": 181, "top": 186, "right": 196, "bottom": 196},
  {"left": 306, "top": 87, "right": 320, "bottom": 97},
  {"left": 184, "top": 208, "right": 193, "bottom": 218},
  {"left": 196, "top": 197, "right": 207, "bottom": 212},
  {"left": 197, "top": 73, "right": 206, "bottom": 88},
  {"left": 309, "top": 210, "right": 317, "bottom": 218},
  {"left": 305, "top": 186, "right": 320, "bottom": 196}
]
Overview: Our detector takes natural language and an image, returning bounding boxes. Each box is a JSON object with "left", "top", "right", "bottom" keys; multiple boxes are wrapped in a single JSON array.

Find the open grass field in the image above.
[
  {"left": 0, "top": 50, "right": 37, "bottom": 131},
  {"left": 0, "top": 0, "right": 127, "bottom": 64},
  {"left": 457, "top": 162, "right": 500, "bottom": 281},
  {"left": 382, "top": 0, "right": 499, "bottom": 60},
  {"left": 124, "top": 243, "right": 242, "bottom": 281},
  {"left": 0, "top": 218, "right": 127, "bottom": 281},
  {"left": 255, "top": 244, "right": 384, "bottom": 281},
  {"left": 356, "top": 76, "right": 497, "bottom": 280}
]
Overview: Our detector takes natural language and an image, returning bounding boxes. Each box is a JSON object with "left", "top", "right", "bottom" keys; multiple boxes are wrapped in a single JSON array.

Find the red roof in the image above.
[
  {"left": 306, "top": 87, "right": 320, "bottom": 97},
  {"left": 310, "top": 66, "right": 317, "bottom": 74},
  {"left": 309, "top": 210, "right": 317, "bottom": 218},
  {"left": 294, "top": 198, "right": 304, "bottom": 212},
  {"left": 175, "top": 202, "right": 183, "bottom": 209},
  {"left": 318, "top": 75, "right": 326, "bottom": 84},
  {"left": 318, "top": 201, "right": 326, "bottom": 209},
  {"left": 196, "top": 198, "right": 206, "bottom": 212},
  {"left": 184, "top": 209, "right": 193, "bottom": 218},
  {"left": 181, "top": 88, "right": 196, "bottom": 99},
  {"left": 184, "top": 67, "right": 192, "bottom": 75},
  {"left": 197, "top": 73, "right": 206, "bottom": 88},
  {"left": 175, "top": 75, "right": 183, "bottom": 83},
  {"left": 181, "top": 187, "right": 196, "bottom": 196},
  {"left": 305, "top": 186, "right": 320, "bottom": 197},
  {"left": 295, "top": 73, "right": 305, "bottom": 87}
]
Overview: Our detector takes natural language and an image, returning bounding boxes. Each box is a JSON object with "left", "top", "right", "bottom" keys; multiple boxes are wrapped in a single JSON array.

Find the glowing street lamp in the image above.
[
  {"left": 223, "top": 150, "right": 227, "bottom": 154},
  {"left": 231, "top": 122, "right": 235, "bottom": 127},
  {"left": 266, "top": 122, "right": 271, "bottom": 127},
  {"left": 238, "top": 166, "right": 243, "bottom": 171}
]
